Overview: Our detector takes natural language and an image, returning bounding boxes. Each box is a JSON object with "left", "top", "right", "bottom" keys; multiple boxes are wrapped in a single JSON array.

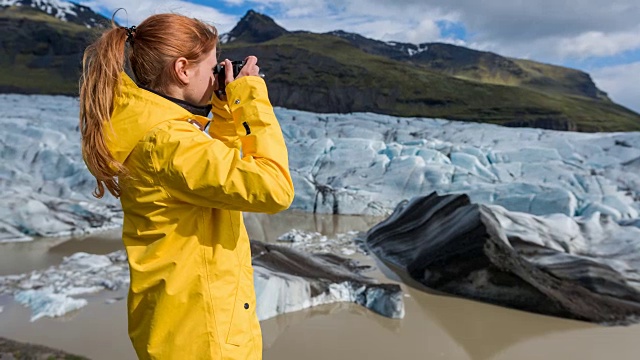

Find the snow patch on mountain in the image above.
[{"left": 1, "top": 0, "right": 105, "bottom": 27}]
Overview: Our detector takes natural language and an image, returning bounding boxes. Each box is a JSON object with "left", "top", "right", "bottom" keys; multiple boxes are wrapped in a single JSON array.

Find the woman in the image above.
[{"left": 79, "top": 13, "right": 294, "bottom": 360}]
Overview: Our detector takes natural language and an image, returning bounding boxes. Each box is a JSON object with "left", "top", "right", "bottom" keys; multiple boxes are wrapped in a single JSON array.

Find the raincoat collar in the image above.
[
  {"left": 140, "top": 85, "right": 212, "bottom": 117},
  {"left": 105, "top": 72, "right": 210, "bottom": 164}
]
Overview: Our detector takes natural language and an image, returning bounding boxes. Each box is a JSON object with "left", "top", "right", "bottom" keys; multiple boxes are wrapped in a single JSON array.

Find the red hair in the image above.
[{"left": 79, "top": 13, "right": 218, "bottom": 198}]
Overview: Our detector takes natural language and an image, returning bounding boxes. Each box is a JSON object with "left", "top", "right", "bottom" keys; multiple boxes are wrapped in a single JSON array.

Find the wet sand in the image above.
[{"left": 1, "top": 210, "right": 640, "bottom": 359}]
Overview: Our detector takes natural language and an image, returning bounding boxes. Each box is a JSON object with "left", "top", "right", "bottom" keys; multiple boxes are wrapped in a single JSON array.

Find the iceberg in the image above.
[
  {"left": 0, "top": 251, "right": 129, "bottom": 321},
  {"left": 275, "top": 228, "right": 363, "bottom": 255},
  {"left": 15, "top": 288, "right": 88, "bottom": 322},
  {"left": 364, "top": 192, "right": 640, "bottom": 325},
  {"left": 252, "top": 241, "right": 404, "bottom": 320},
  {"left": 0, "top": 240, "right": 404, "bottom": 321}
]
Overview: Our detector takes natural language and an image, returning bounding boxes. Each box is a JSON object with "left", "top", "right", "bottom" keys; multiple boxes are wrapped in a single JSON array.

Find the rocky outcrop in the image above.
[
  {"left": 222, "top": 10, "right": 288, "bottom": 43},
  {"left": 364, "top": 192, "right": 640, "bottom": 325}
]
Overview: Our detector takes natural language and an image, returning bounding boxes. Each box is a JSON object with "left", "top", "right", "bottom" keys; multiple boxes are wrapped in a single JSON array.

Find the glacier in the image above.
[
  {"left": 3, "top": 94, "right": 640, "bottom": 240},
  {"left": 0, "top": 95, "right": 122, "bottom": 241}
]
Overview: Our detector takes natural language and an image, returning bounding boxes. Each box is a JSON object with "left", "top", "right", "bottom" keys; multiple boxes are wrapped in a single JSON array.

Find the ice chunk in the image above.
[
  {"left": 15, "top": 288, "right": 88, "bottom": 322},
  {"left": 252, "top": 241, "right": 404, "bottom": 320}
]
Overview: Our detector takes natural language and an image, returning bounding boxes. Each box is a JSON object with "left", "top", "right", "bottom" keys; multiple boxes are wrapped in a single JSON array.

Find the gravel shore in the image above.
[{"left": 0, "top": 337, "right": 89, "bottom": 360}]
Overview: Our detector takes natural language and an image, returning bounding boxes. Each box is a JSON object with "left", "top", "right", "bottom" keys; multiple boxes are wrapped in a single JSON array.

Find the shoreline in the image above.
[
  {"left": 3, "top": 270, "right": 640, "bottom": 360},
  {"left": 0, "top": 336, "right": 89, "bottom": 360}
]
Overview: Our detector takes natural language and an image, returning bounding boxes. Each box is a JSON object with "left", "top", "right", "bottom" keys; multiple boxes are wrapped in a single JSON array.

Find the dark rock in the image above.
[{"left": 364, "top": 192, "right": 640, "bottom": 325}]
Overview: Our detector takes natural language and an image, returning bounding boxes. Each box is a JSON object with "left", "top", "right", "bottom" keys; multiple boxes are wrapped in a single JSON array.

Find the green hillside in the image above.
[
  {"left": 220, "top": 32, "right": 640, "bottom": 131},
  {"left": 0, "top": 5, "right": 102, "bottom": 95}
]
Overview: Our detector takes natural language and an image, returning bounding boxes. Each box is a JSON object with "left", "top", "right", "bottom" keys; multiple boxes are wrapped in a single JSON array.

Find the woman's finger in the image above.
[{"left": 224, "top": 59, "right": 234, "bottom": 85}]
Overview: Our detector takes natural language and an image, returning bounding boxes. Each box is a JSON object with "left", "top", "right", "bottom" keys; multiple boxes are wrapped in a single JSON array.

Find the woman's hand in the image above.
[
  {"left": 224, "top": 56, "right": 260, "bottom": 85},
  {"left": 214, "top": 56, "right": 261, "bottom": 100}
]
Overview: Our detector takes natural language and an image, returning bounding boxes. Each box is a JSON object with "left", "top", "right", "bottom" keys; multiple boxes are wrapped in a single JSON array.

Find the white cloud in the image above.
[
  {"left": 382, "top": 18, "right": 441, "bottom": 44},
  {"left": 592, "top": 62, "right": 640, "bottom": 113},
  {"left": 557, "top": 29, "right": 640, "bottom": 59}
]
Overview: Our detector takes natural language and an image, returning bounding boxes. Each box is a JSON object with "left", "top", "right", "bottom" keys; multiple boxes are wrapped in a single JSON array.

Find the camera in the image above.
[{"left": 213, "top": 60, "right": 245, "bottom": 96}]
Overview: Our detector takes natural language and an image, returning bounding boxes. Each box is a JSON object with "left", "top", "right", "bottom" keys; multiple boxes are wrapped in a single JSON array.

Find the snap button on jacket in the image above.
[{"left": 105, "top": 73, "right": 294, "bottom": 359}]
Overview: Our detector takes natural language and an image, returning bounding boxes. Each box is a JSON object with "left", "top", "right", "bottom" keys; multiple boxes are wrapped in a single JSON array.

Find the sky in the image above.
[{"left": 79, "top": 0, "right": 640, "bottom": 113}]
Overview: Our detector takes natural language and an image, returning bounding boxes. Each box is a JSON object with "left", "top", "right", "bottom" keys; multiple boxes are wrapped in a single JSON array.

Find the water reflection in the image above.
[
  {"left": 261, "top": 301, "right": 402, "bottom": 349},
  {"left": 369, "top": 251, "right": 597, "bottom": 360}
]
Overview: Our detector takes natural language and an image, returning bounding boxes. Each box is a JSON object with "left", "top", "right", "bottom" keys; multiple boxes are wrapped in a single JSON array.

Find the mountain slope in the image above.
[
  {"left": 329, "top": 32, "right": 609, "bottom": 101},
  {"left": 0, "top": 1, "right": 108, "bottom": 94}
]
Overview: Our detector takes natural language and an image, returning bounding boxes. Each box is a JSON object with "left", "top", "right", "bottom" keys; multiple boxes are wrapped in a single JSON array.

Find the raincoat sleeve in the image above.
[
  {"left": 209, "top": 93, "right": 241, "bottom": 150},
  {"left": 151, "top": 76, "right": 294, "bottom": 213}
]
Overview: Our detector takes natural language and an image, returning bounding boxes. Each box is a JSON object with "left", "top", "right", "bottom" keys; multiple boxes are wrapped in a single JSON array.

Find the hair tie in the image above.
[{"left": 124, "top": 25, "right": 136, "bottom": 44}]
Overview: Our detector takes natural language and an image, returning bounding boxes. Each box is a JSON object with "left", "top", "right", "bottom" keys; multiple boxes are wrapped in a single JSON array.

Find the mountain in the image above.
[
  {"left": 221, "top": 9, "right": 287, "bottom": 43},
  {"left": 218, "top": 11, "right": 640, "bottom": 132},
  {"left": 0, "top": 0, "right": 109, "bottom": 94},
  {"left": 1, "top": 5, "right": 639, "bottom": 132},
  {"left": 328, "top": 31, "right": 610, "bottom": 100}
]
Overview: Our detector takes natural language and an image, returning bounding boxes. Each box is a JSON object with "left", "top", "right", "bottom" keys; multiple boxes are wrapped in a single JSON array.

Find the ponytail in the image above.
[{"left": 79, "top": 21, "right": 128, "bottom": 198}]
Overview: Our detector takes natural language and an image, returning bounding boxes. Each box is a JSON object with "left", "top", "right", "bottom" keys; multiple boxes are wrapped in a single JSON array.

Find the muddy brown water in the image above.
[{"left": 1, "top": 210, "right": 639, "bottom": 360}]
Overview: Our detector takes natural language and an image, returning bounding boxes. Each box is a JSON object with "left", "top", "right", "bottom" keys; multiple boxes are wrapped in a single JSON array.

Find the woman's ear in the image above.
[{"left": 174, "top": 57, "right": 190, "bottom": 85}]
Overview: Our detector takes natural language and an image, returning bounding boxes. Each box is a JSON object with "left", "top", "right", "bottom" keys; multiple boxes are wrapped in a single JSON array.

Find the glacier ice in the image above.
[
  {"left": 0, "top": 95, "right": 122, "bottom": 241},
  {"left": 15, "top": 288, "right": 88, "bottom": 322},
  {"left": 3, "top": 94, "right": 640, "bottom": 240}
]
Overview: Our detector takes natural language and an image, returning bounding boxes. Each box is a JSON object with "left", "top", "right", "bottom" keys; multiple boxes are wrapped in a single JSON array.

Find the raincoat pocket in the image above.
[{"left": 225, "top": 264, "right": 257, "bottom": 346}]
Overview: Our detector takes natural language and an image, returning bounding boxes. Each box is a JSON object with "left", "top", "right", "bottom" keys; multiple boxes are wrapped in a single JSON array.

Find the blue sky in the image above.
[{"left": 81, "top": 0, "right": 640, "bottom": 113}]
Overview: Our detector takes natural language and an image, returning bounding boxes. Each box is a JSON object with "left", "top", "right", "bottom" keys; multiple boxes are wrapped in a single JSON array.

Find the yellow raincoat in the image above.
[{"left": 105, "top": 73, "right": 294, "bottom": 359}]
